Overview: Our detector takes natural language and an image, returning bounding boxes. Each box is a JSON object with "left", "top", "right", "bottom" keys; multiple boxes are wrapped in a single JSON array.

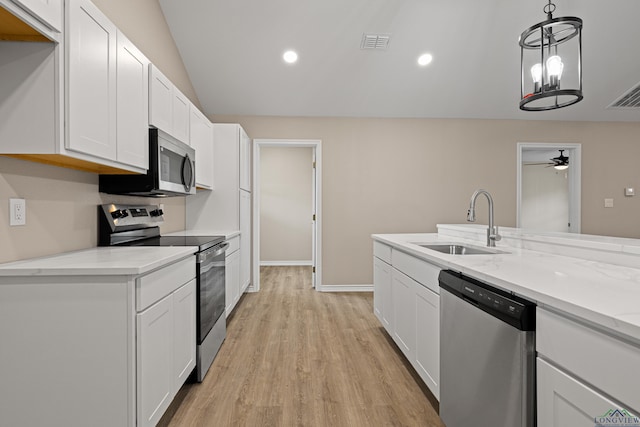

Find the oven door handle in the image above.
[{"left": 197, "top": 242, "right": 229, "bottom": 264}]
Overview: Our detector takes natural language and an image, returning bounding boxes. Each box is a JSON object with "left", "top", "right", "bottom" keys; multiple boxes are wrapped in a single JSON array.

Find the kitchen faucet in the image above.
[{"left": 467, "top": 189, "right": 501, "bottom": 247}]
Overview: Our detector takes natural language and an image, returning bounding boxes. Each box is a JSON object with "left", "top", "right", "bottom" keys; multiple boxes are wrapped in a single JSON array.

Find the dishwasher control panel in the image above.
[
  {"left": 461, "top": 283, "right": 525, "bottom": 318},
  {"left": 439, "top": 269, "right": 536, "bottom": 331}
]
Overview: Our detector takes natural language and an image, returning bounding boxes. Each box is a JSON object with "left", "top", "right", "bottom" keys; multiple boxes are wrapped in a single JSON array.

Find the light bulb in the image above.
[
  {"left": 283, "top": 50, "right": 298, "bottom": 64},
  {"left": 554, "top": 164, "right": 569, "bottom": 171},
  {"left": 546, "top": 55, "right": 564, "bottom": 78},
  {"left": 417, "top": 53, "right": 433, "bottom": 66},
  {"left": 530, "top": 63, "right": 543, "bottom": 83}
]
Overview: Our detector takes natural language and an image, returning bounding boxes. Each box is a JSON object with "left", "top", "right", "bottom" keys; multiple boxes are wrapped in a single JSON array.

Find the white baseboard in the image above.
[
  {"left": 319, "top": 284, "right": 373, "bottom": 292},
  {"left": 260, "top": 260, "right": 313, "bottom": 266}
]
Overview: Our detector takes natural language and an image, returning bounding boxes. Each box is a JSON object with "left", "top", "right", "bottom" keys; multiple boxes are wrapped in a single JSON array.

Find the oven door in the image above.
[{"left": 196, "top": 242, "right": 228, "bottom": 343}]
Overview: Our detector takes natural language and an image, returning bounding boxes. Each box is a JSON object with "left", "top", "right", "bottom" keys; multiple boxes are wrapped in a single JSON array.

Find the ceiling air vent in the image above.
[
  {"left": 607, "top": 82, "right": 640, "bottom": 109},
  {"left": 360, "top": 33, "right": 391, "bottom": 50}
]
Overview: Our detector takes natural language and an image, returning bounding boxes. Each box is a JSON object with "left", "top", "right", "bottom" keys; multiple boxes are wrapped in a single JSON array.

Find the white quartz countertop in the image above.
[
  {"left": 373, "top": 232, "right": 640, "bottom": 343},
  {"left": 0, "top": 247, "right": 197, "bottom": 276},
  {"left": 165, "top": 229, "right": 240, "bottom": 239}
]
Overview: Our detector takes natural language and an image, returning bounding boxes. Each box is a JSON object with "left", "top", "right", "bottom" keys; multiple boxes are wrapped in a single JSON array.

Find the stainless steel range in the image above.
[{"left": 99, "top": 203, "right": 228, "bottom": 382}]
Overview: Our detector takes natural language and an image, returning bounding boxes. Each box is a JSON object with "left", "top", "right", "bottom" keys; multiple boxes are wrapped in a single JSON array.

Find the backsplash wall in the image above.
[{"left": 0, "top": 156, "right": 185, "bottom": 263}]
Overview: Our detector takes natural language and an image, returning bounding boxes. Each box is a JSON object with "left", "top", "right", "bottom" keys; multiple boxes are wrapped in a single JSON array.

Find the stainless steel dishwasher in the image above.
[{"left": 439, "top": 270, "right": 536, "bottom": 427}]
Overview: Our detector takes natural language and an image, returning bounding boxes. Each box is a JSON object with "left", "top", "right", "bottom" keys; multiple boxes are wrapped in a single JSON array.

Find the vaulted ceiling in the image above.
[{"left": 159, "top": 0, "right": 640, "bottom": 122}]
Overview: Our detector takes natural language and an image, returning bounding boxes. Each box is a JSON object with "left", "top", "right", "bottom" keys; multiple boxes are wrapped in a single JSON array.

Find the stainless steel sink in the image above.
[{"left": 415, "top": 243, "right": 507, "bottom": 255}]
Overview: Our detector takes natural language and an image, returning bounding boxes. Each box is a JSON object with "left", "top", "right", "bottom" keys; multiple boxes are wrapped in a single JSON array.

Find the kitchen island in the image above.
[{"left": 373, "top": 224, "right": 640, "bottom": 425}]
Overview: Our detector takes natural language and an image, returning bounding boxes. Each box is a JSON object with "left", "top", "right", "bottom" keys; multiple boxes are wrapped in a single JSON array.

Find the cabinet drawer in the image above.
[
  {"left": 391, "top": 249, "right": 441, "bottom": 294},
  {"left": 226, "top": 235, "right": 240, "bottom": 255},
  {"left": 137, "top": 257, "right": 196, "bottom": 311},
  {"left": 537, "top": 308, "right": 640, "bottom": 412},
  {"left": 373, "top": 241, "right": 391, "bottom": 264}
]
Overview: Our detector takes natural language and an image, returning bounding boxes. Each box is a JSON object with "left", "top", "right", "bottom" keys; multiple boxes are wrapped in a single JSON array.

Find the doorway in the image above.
[
  {"left": 516, "top": 142, "right": 581, "bottom": 233},
  {"left": 252, "top": 139, "right": 322, "bottom": 291}
]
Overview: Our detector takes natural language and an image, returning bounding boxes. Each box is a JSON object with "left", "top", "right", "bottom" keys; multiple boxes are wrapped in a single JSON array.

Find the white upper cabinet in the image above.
[
  {"left": 116, "top": 30, "right": 149, "bottom": 170},
  {"left": 66, "top": 0, "right": 149, "bottom": 171},
  {"left": 12, "top": 0, "right": 62, "bottom": 32},
  {"left": 239, "top": 126, "right": 251, "bottom": 191},
  {"left": 148, "top": 64, "right": 190, "bottom": 145},
  {"left": 149, "top": 65, "right": 173, "bottom": 135},
  {"left": 1, "top": 0, "right": 152, "bottom": 173},
  {"left": 172, "top": 90, "right": 190, "bottom": 144},
  {"left": 189, "top": 104, "right": 214, "bottom": 189},
  {"left": 66, "top": 0, "right": 117, "bottom": 162}
]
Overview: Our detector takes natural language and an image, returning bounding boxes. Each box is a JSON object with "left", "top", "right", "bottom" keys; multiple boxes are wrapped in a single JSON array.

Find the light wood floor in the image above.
[{"left": 161, "top": 266, "right": 442, "bottom": 427}]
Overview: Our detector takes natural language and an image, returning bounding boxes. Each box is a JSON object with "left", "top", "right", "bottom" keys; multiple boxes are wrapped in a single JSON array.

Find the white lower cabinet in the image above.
[
  {"left": 414, "top": 281, "right": 440, "bottom": 399},
  {"left": 0, "top": 254, "right": 196, "bottom": 427},
  {"left": 225, "top": 236, "right": 241, "bottom": 317},
  {"left": 392, "top": 269, "right": 416, "bottom": 361},
  {"left": 373, "top": 256, "right": 392, "bottom": 330},
  {"left": 536, "top": 307, "right": 640, "bottom": 422},
  {"left": 172, "top": 279, "right": 197, "bottom": 390},
  {"left": 137, "top": 294, "right": 173, "bottom": 427},
  {"left": 240, "top": 190, "right": 251, "bottom": 291},
  {"left": 373, "top": 241, "right": 441, "bottom": 400},
  {"left": 136, "top": 275, "right": 196, "bottom": 427},
  {"left": 537, "top": 358, "right": 634, "bottom": 427}
]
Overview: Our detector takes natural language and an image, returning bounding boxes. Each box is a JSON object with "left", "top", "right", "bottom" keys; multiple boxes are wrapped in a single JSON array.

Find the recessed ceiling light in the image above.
[
  {"left": 283, "top": 50, "right": 298, "bottom": 64},
  {"left": 417, "top": 53, "right": 433, "bottom": 67}
]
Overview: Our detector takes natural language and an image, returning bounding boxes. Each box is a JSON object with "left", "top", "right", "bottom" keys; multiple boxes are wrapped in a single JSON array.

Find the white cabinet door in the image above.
[
  {"left": 149, "top": 64, "right": 173, "bottom": 134},
  {"left": 240, "top": 189, "right": 251, "bottom": 291},
  {"left": 373, "top": 256, "right": 392, "bottom": 330},
  {"left": 189, "top": 105, "right": 214, "bottom": 189},
  {"left": 415, "top": 283, "right": 440, "bottom": 399},
  {"left": 66, "top": 0, "right": 117, "bottom": 161},
  {"left": 225, "top": 249, "right": 240, "bottom": 317},
  {"left": 137, "top": 294, "right": 173, "bottom": 427},
  {"left": 537, "top": 358, "right": 638, "bottom": 427},
  {"left": 116, "top": 30, "right": 149, "bottom": 169},
  {"left": 172, "top": 90, "right": 190, "bottom": 144},
  {"left": 172, "top": 279, "right": 196, "bottom": 393},
  {"left": 239, "top": 126, "right": 251, "bottom": 191},
  {"left": 391, "top": 269, "right": 416, "bottom": 362},
  {"left": 13, "top": 0, "right": 63, "bottom": 32}
]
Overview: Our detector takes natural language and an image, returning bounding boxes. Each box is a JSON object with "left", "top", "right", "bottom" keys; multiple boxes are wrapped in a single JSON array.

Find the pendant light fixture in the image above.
[{"left": 519, "top": 1, "right": 583, "bottom": 111}]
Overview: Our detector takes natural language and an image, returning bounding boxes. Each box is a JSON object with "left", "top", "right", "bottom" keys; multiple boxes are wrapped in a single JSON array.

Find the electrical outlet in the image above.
[{"left": 9, "top": 198, "right": 26, "bottom": 226}]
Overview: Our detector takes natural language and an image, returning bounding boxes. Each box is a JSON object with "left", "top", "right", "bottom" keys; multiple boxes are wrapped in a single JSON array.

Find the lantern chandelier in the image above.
[{"left": 519, "top": 0, "right": 583, "bottom": 111}]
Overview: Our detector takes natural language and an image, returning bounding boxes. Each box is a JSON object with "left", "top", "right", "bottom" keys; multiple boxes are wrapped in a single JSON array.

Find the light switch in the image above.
[
  {"left": 604, "top": 198, "right": 614, "bottom": 208},
  {"left": 625, "top": 188, "right": 635, "bottom": 197}
]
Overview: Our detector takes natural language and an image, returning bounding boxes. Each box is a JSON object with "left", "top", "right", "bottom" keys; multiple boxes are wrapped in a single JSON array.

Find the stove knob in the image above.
[
  {"left": 120, "top": 209, "right": 129, "bottom": 218},
  {"left": 111, "top": 209, "right": 123, "bottom": 219},
  {"left": 150, "top": 208, "right": 164, "bottom": 217}
]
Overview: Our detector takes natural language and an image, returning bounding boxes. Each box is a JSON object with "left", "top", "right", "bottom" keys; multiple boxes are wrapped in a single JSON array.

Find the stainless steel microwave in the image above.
[{"left": 99, "top": 129, "right": 196, "bottom": 197}]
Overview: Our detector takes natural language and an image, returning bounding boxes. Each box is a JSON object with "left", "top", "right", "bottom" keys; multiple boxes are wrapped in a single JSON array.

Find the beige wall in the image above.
[
  {"left": 260, "top": 147, "right": 313, "bottom": 263},
  {"left": 0, "top": 0, "right": 195, "bottom": 263},
  {"left": 0, "top": 157, "right": 185, "bottom": 263},
  {"left": 214, "top": 115, "right": 640, "bottom": 286},
  {"left": 92, "top": 0, "right": 201, "bottom": 109}
]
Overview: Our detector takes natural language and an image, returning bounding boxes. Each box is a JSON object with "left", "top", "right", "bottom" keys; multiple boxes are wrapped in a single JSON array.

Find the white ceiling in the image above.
[{"left": 159, "top": 0, "right": 640, "bottom": 122}]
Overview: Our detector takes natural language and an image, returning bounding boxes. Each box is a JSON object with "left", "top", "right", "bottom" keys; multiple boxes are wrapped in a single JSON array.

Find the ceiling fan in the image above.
[{"left": 525, "top": 149, "right": 569, "bottom": 170}]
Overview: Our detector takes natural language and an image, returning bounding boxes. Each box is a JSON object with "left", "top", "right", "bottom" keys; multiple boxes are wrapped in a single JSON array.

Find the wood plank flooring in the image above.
[{"left": 161, "top": 266, "right": 442, "bottom": 427}]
